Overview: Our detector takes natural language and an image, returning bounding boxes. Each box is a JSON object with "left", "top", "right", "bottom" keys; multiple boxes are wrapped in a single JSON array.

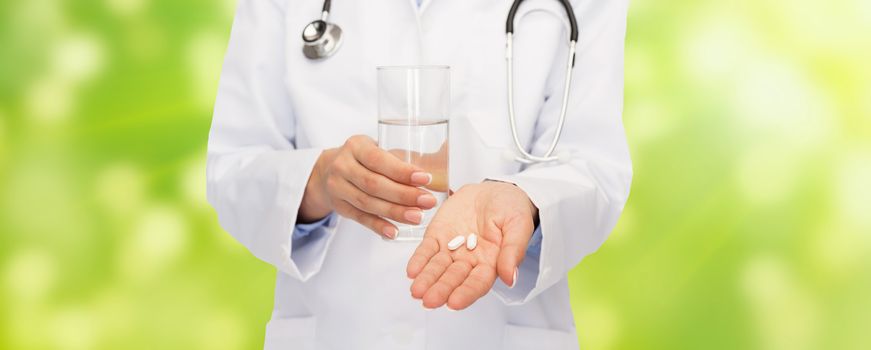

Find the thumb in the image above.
[{"left": 495, "top": 215, "right": 535, "bottom": 288}]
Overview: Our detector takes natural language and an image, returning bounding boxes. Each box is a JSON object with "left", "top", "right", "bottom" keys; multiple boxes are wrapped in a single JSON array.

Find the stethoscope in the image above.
[{"left": 301, "top": 0, "right": 579, "bottom": 164}]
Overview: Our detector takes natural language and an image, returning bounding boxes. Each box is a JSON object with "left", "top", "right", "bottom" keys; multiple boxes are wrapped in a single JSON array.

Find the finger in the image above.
[
  {"left": 423, "top": 260, "right": 473, "bottom": 309},
  {"left": 333, "top": 199, "right": 398, "bottom": 239},
  {"left": 347, "top": 136, "right": 430, "bottom": 186},
  {"left": 343, "top": 160, "right": 437, "bottom": 209},
  {"left": 334, "top": 178, "right": 423, "bottom": 225},
  {"left": 407, "top": 236, "right": 440, "bottom": 278},
  {"left": 410, "top": 251, "right": 452, "bottom": 299},
  {"left": 447, "top": 265, "right": 497, "bottom": 311},
  {"left": 400, "top": 142, "right": 449, "bottom": 193},
  {"left": 495, "top": 216, "right": 535, "bottom": 287}
]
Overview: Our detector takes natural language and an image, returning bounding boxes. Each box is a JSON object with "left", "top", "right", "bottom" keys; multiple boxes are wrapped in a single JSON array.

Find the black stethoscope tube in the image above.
[{"left": 506, "top": 0, "right": 578, "bottom": 43}]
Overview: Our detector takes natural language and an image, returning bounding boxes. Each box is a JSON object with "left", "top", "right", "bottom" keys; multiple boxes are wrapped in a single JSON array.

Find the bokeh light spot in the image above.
[
  {"left": 742, "top": 256, "right": 789, "bottom": 304},
  {"left": 186, "top": 32, "right": 226, "bottom": 109},
  {"left": 732, "top": 58, "right": 834, "bottom": 149},
  {"left": 680, "top": 14, "right": 755, "bottom": 83},
  {"left": 736, "top": 144, "right": 800, "bottom": 206},
  {"left": 181, "top": 155, "right": 208, "bottom": 210},
  {"left": 95, "top": 163, "right": 146, "bottom": 218},
  {"left": 25, "top": 76, "right": 74, "bottom": 123},
  {"left": 3, "top": 248, "right": 58, "bottom": 303},
  {"left": 119, "top": 206, "right": 189, "bottom": 280},
  {"left": 49, "top": 307, "right": 100, "bottom": 350},
  {"left": 52, "top": 32, "right": 107, "bottom": 84},
  {"left": 835, "top": 147, "right": 871, "bottom": 230},
  {"left": 741, "top": 255, "right": 819, "bottom": 350},
  {"left": 811, "top": 220, "right": 868, "bottom": 279}
]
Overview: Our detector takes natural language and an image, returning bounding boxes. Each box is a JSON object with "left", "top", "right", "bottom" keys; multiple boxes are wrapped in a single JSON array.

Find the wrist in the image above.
[
  {"left": 298, "top": 149, "right": 334, "bottom": 223},
  {"left": 482, "top": 179, "right": 539, "bottom": 226}
]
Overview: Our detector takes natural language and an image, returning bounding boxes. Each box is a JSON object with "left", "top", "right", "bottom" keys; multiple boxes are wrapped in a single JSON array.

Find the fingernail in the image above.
[
  {"left": 404, "top": 210, "right": 422, "bottom": 224},
  {"left": 417, "top": 193, "right": 437, "bottom": 207},
  {"left": 423, "top": 305, "right": 434, "bottom": 311},
  {"left": 411, "top": 172, "right": 433, "bottom": 185},
  {"left": 509, "top": 267, "right": 518, "bottom": 289},
  {"left": 382, "top": 226, "right": 397, "bottom": 239}
]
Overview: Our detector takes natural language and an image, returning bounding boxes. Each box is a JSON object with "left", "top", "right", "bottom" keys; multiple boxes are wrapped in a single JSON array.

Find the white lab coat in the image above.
[{"left": 207, "top": 0, "right": 631, "bottom": 349}]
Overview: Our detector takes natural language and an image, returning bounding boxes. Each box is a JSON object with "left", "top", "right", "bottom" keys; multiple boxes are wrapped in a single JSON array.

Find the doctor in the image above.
[{"left": 207, "top": 0, "right": 631, "bottom": 349}]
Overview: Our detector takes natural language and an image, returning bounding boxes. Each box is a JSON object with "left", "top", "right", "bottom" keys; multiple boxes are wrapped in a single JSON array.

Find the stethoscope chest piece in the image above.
[{"left": 302, "top": 19, "right": 343, "bottom": 59}]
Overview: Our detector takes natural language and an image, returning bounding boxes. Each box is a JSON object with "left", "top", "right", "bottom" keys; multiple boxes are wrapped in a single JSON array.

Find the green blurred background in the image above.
[{"left": 1, "top": 0, "right": 869, "bottom": 348}]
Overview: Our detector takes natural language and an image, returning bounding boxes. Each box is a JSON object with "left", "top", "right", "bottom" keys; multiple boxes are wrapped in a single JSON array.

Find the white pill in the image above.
[
  {"left": 466, "top": 233, "right": 478, "bottom": 250},
  {"left": 447, "top": 235, "right": 466, "bottom": 251}
]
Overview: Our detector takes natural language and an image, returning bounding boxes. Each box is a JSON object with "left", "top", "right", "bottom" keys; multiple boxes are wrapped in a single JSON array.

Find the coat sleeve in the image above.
[
  {"left": 488, "top": 0, "right": 632, "bottom": 304},
  {"left": 206, "top": 0, "right": 337, "bottom": 281}
]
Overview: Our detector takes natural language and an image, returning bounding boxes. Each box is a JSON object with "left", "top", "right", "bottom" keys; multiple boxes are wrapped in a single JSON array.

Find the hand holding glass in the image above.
[{"left": 377, "top": 66, "right": 450, "bottom": 241}]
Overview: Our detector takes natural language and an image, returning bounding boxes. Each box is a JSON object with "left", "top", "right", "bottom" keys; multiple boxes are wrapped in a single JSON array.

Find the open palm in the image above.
[{"left": 405, "top": 181, "right": 537, "bottom": 310}]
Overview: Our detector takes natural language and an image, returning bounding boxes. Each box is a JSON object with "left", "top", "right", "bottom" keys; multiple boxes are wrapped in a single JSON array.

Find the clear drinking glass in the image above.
[{"left": 377, "top": 65, "right": 450, "bottom": 241}]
